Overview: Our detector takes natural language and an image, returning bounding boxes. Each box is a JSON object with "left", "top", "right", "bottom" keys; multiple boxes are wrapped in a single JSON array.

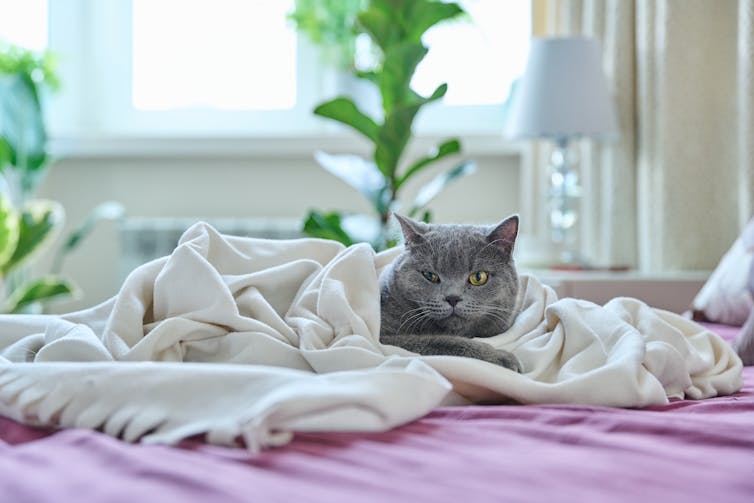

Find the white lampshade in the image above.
[{"left": 504, "top": 37, "right": 618, "bottom": 140}]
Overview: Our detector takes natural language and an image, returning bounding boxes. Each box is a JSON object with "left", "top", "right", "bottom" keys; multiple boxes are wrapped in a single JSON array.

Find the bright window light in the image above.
[
  {"left": 0, "top": 0, "right": 48, "bottom": 50},
  {"left": 132, "top": 0, "right": 296, "bottom": 111},
  {"left": 412, "top": 0, "right": 530, "bottom": 106}
]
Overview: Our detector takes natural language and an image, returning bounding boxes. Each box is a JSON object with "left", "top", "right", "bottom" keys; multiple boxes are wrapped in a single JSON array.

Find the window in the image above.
[
  {"left": 412, "top": 0, "right": 531, "bottom": 133},
  {"left": 131, "top": 0, "right": 297, "bottom": 111},
  {"left": 0, "top": 0, "right": 48, "bottom": 50},
  {"left": 413, "top": 0, "right": 530, "bottom": 107},
  {"left": 1, "top": 0, "right": 531, "bottom": 139}
]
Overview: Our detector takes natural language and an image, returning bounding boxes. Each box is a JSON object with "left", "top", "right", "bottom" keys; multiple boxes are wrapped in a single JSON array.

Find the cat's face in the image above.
[{"left": 388, "top": 214, "right": 520, "bottom": 337}]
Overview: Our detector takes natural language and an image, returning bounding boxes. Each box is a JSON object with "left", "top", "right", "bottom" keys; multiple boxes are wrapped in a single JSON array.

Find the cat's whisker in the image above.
[
  {"left": 483, "top": 312, "right": 509, "bottom": 325},
  {"left": 482, "top": 308, "right": 512, "bottom": 318},
  {"left": 476, "top": 301, "right": 511, "bottom": 311},
  {"left": 403, "top": 316, "right": 428, "bottom": 334},
  {"left": 398, "top": 312, "right": 426, "bottom": 331},
  {"left": 398, "top": 309, "right": 432, "bottom": 333},
  {"left": 412, "top": 313, "right": 433, "bottom": 334},
  {"left": 477, "top": 305, "right": 515, "bottom": 327},
  {"left": 399, "top": 305, "right": 428, "bottom": 320},
  {"left": 477, "top": 303, "right": 512, "bottom": 315}
]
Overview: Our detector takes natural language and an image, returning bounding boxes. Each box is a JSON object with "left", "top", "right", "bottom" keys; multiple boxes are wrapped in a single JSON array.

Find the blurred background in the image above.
[{"left": 0, "top": 0, "right": 750, "bottom": 313}]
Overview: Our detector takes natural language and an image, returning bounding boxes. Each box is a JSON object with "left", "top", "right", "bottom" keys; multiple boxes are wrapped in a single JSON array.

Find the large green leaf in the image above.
[
  {"left": 404, "top": 1, "right": 465, "bottom": 42},
  {"left": 4, "top": 275, "right": 75, "bottom": 314},
  {"left": 304, "top": 211, "right": 384, "bottom": 250},
  {"left": 357, "top": 3, "right": 397, "bottom": 51},
  {"left": 0, "top": 137, "right": 11, "bottom": 170},
  {"left": 314, "top": 151, "right": 391, "bottom": 214},
  {"left": 374, "top": 83, "right": 447, "bottom": 178},
  {"left": 379, "top": 43, "right": 428, "bottom": 110},
  {"left": 1, "top": 199, "right": 63, "bottom": 274},
  {"left": 313, "top": 97, "right": 380, "bottom": 143},
  {"left": 361, "top": 0, "right": 463, "bottom": 48},
  {"left": 374, "top": 109, "right": 416, "bottom": 178},
  {"left": 396, "top": 138, "right": 461, "bottom": 189},
  {"left": 410, "top": 161, "right": 477, "bottom": 216},
  {"left": 0, "top": 193, "right": 19, "bottom": 269},
  {"left": 0, "top": 73, "right": 47, "bottom": 173},
  {"left": 302, "top": 210, "right": 355, "bottom": 246}
]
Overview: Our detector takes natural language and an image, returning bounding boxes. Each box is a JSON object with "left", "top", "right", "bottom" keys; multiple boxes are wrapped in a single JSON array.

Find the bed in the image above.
[
  {"left": 1, "top": 223, "right": 752, "bottom": 502},
  {"left": 0, "top": 322, "right": 751, "bottom": 503}
]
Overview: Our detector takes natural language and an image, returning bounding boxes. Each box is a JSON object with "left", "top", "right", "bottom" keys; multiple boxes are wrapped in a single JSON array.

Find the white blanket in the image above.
[{"left": 0, "top": 223, "right": 742, "bottom": 450}]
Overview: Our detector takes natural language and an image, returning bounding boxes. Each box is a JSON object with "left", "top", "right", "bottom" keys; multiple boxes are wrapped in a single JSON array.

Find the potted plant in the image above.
[
  {"left": 0, "top": 43, "right": 123, "bottom": 313},
  {"left": 293, "top": 0, "right": 475, "bottom": 250}
]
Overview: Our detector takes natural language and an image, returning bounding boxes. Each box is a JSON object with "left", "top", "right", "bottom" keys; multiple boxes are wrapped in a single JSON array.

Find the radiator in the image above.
[{"left": 119, "top": 217, "right": 303, "bottom": 280}]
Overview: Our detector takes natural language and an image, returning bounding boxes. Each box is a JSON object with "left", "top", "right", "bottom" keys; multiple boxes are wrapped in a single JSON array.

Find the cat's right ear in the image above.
[
  {"left": 487, "top": 214, "right": 519, "bottom": 254},
  {"left": 394, "top": 214, "right": 428, "bottom": 247}
]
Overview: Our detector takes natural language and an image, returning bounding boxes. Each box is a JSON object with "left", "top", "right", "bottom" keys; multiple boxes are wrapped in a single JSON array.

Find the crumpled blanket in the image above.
[{"left": 0, "top": 223, "right": 742, "bottom": 450}]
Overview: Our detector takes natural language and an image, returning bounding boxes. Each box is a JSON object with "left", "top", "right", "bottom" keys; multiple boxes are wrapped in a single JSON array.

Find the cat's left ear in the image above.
[{"left": 487, "top": 214, "right": 519, "bottom": 254}]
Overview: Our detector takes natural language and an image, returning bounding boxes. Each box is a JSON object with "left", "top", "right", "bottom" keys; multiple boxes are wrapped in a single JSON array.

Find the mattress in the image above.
[{"left": 1, "top": 322, "right": 751, "bottom": 503}]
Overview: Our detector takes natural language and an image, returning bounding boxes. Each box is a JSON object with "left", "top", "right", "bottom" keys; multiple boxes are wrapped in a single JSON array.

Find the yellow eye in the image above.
[
  {"left": 469, "top": 271, "right": 489, "bottom": 286},
  {"left": 422, "top": 271, "right": 440, "bottom": 283}
]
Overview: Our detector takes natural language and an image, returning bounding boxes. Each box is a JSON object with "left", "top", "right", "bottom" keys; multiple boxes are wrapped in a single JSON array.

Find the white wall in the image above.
[{"left": 35, "top": 136, "right": 521, "bottom": 312}]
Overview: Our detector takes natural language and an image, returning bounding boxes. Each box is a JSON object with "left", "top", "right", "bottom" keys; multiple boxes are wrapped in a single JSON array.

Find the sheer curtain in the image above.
[{"left": 525, "top": 0, "right": 753, "bottom": 271}]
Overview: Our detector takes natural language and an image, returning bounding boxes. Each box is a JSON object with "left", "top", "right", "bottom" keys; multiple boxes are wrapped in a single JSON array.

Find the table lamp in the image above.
[{"left": 504, "top": 37, "right": 618, "bottom": 265}]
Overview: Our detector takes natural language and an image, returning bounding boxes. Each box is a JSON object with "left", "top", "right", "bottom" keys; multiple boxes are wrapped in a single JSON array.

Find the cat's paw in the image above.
[{"left": 493, "top": 350, "right": 522, "bottom": 373}]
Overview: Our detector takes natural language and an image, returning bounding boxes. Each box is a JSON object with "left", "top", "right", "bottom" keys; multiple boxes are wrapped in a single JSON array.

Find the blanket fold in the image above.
[{"left": 0, "top": 222, "right": 742, "bottom": 449}]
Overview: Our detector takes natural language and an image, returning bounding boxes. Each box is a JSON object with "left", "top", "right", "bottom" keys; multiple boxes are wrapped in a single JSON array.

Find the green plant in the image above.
[
  {"left": 300, "top": 0, "right": 476, "bottom": 250},
  {"left": 0, "top": 43, "right": 59, "bottom": 201},
  {"left": 0, "top": 194, "right": 73, "bottom": 313},
  {"left": 0, "top": 43, "right": 125, "bottom": 312}
]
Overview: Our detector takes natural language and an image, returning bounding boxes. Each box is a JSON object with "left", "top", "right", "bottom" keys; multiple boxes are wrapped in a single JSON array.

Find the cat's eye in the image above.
[
  {"left": 422, "top": 271, "right": 440, "bottom": 283},
  {"left": 468, "top": 271, "right": 489, "bottom": 286}
]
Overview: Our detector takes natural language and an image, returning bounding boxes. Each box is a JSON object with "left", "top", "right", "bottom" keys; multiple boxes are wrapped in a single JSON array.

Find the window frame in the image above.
[{"left": 43, "top": 0, "right": 528, "bottom": 144}]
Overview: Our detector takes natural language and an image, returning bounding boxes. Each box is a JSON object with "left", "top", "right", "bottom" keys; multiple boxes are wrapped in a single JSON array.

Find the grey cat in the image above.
[{"left": 379, "top": 214, "right": 522, "bottom": 372}]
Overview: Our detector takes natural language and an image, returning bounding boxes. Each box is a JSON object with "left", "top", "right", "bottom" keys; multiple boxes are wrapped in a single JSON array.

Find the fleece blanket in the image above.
[{"left": 0, "top": 223, "right": 742, "bottom": 450}]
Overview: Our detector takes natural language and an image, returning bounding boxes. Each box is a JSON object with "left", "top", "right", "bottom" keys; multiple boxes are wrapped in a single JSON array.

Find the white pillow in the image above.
[{"left": 692, "top": 218, "right": 754, "bottom": 326}]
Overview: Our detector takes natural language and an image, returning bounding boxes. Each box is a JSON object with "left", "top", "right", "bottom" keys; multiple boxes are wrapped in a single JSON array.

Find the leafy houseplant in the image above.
[
  {"left": 299, "top": 0, "right": 476, "bottom": 250},
  {"left": 0, "top": 44, "right": 59, "bottom": 202},
  {"left": 0, "top": 43, "right": 124, "bottom": 313},
  {"left": 0, "top": 194, "right": 72, "bottom": 312}
]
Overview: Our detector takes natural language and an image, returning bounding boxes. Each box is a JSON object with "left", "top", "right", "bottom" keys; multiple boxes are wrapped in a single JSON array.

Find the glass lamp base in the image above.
[{"left": 547, "top": 138, "right": 586, "bottom": 266}]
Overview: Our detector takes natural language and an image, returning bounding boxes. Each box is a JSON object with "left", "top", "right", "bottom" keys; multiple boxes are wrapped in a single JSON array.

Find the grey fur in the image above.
[{"left": 379, "top": 214, "right": 522, "bottom": 372}]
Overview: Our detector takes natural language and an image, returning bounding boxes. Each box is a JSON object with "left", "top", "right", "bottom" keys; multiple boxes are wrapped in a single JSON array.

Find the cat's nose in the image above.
[{"left": 445, "top": 295, "right": 461, "bottom": 307}]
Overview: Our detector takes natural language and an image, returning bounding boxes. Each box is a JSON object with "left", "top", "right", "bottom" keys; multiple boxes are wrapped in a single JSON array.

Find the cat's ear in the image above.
[
  {"left": 394, "top": 213, "right": 428, "bottom": 247},
  {"left": 487, "top": 214, "right": 519, "bottom": 254}
]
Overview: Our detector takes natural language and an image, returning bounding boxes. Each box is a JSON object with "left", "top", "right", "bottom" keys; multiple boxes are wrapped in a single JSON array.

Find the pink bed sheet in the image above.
[{"left": 2, "top": 323, "right": 753, "bottom": 503}]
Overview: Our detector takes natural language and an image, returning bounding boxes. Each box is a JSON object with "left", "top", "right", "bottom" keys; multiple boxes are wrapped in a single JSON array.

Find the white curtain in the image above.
[
  {"left": 740, "top": 0, "right": 754, "bottom": 228},
  {"left": 525, "top": 0, "right": 753, "bottom": 271}
]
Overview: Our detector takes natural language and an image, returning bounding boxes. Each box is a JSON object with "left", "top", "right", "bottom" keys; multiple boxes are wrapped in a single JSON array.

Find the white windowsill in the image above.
[{"left": 48, "top": 133, "right": 522, "bottom": 160}]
